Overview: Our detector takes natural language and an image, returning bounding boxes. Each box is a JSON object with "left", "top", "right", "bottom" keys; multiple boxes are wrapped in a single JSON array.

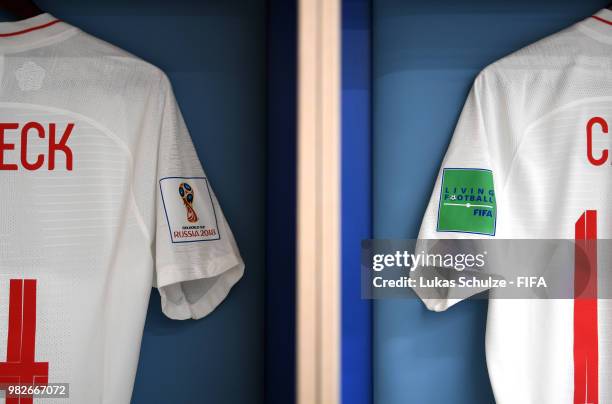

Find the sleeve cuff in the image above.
[{"left": 156, "top": 254, "right": 245, "bottom": 320}]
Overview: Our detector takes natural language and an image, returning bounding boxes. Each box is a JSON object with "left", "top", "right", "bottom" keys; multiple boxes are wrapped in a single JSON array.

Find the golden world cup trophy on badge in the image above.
[{"left": 178, "top": 182, "right": 199, "bottom": 223}]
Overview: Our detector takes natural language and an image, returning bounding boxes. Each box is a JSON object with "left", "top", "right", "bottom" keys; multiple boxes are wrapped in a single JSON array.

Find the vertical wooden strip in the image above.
[{"left": 297, "top": 0, "right": 341, "bottom": 403}]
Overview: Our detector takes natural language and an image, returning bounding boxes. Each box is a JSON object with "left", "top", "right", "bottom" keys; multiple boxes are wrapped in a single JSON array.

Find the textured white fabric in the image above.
[
  {"left": 0, "top": 13, "right": 244, "bottom": 403},
  {"left": 415, "top": 8, "right": 612, "bottom": 404}
]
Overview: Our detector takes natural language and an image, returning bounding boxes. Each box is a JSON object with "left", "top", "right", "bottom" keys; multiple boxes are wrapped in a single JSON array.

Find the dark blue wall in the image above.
[
  {"left": 36, "top": 1, "right": 267, "bottom": 403},
  {"left": 342, "top": 1, "right": 372, "bottom": 404},
  {"left": 265, "top": 0, "right": 297, "bottom": 403},
  {"left": 372, "top": 1, "right": 607, "bottom": 403}
]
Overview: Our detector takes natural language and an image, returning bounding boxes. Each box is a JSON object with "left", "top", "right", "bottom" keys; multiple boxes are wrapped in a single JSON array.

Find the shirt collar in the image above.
[{"left": 0, "top": 13, "right": 76, "bottom": 51}]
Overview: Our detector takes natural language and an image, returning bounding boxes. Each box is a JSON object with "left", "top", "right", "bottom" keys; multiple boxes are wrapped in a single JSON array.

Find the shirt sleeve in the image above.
[
  {"left": 411, "top": 72, "right": 510, "bottom": 312},
  {"left": 153, "top": 75, "right": 244, "bottom": 320}
]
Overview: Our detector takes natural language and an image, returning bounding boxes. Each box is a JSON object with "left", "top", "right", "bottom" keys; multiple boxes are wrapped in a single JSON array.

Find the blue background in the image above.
[
  {"left": 342, "top": 1, "right": 372, "bottom": 404},
  {"left": 31, "top": 1, "right": 268, "bottom": 403},
  {"left": 373, "top": 1, "right": 608, "bottom": 403}
]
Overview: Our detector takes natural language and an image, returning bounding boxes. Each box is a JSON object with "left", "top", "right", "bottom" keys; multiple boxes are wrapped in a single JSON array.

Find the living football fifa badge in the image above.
[{"left": 437, "top": 168, "right": 497, "bottom": 235}]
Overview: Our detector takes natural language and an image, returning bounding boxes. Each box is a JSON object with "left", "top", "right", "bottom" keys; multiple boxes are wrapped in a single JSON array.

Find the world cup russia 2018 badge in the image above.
[
  {"left": 178, "top": 182, "right": 199, "bottom": 223},
  {"left": 160, "top": 177, "right": 220, "bottom": 243}
]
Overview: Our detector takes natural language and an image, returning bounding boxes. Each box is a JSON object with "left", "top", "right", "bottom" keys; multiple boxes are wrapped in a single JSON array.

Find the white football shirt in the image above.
[
  {"left": 0, "top": 13, "right": 244, "bottom": 404},
  {"left": 415, "top": 8, "right": 612, "bottom": 404}
]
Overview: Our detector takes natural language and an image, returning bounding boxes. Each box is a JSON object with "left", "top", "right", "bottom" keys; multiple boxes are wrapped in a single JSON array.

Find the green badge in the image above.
[{"left": 437, "top": 168, "right": 496, "bottom": 236}]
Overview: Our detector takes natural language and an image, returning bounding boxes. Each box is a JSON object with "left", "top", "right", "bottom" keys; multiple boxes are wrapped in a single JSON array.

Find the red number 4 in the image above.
[
  {"left": 0, "top": 280, "right": 48, "bottom": 404},
  {"left": 574, "top": 211, "right": 598, "bottom": 404}
]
